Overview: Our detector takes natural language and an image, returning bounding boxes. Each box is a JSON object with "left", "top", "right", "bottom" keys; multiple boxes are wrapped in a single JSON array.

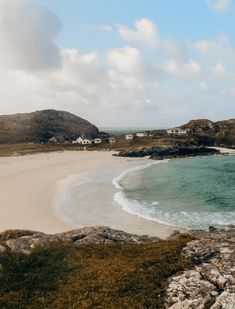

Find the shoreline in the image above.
[
  {"left": 0, "top": 151, "right": 181, "bottom": 238},
  {"left": 0, "top": 147, "right": 233, "bottom": 238}
]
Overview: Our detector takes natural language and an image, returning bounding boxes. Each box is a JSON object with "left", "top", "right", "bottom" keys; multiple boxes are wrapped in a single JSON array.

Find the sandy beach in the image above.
[
  {"left": 210, "top": 147, "right": 235, "bottom": 154},
  {"left": 0, "top": 151, "right": 182, "bottom": 238}
]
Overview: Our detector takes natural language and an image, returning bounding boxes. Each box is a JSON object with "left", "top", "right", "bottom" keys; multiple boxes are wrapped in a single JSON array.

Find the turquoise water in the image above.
[{"left": 115, "top": 155, "right": 235, "bottom": 229}]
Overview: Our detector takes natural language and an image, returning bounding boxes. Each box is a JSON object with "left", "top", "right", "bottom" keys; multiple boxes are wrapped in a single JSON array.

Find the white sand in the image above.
[
  {"left": 210, "top": 147, "right": 235, "bottom": 154},
  {"left": 0, "top": 151, "right": 180, "bottom": 238}
]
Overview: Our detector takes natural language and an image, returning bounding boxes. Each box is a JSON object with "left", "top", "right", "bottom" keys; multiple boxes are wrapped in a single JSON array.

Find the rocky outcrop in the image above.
[
  {"left": 1, "top": 226, "right": 235, "bottom": 308},
  {"left": 0, "top": 226, "right": 159, "bottom": 254},
  {"left": 115, "top": 146, "right": 219, "bottom": 159},
  {"left": 166, "top": 228, "right": 235, "bottom": 309},
  {"left": 0, "top": 109, "right": 99, "bottom": 143},
  {"left": 58, "top": 226, "right": 159, "bottom": 244},
  {"left": 180, "top": 119, "right": 235, "bottom": 147}
]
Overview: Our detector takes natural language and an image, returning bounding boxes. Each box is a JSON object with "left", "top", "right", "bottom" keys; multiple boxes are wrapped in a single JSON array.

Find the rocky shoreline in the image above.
[
  {"left": 114, "top": 146, "right": 220, "bottom": 160},
  {"left": 166, "top": 228, "right": 235, "bottom": 308},
  {"left": 0, "top": 226, "right": 235, "bottom": 308}
]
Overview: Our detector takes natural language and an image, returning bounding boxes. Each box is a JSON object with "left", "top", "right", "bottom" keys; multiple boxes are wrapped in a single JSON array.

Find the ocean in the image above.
[{"left": 56, "top": 155, "right": 235, "bottom": 231}]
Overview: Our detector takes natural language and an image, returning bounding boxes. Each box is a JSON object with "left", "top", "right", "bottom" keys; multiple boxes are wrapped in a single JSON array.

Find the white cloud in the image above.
[
  {"left": 162, "top": 38, "right": 187, "bottom": 61},
  {"left": 0, "top": 0, "right": 62, "bottom": 72},
  {"left": 117, "top": 18, "right": 159, "bottom": 47},
  {"left": 229, "top": 88, "right": 235, "bottom": 96},
  {"left": 211, "top": 63, "right": 226, "bottom": 76},
  {"left": 206, "top": 0, "right": 230, "bottom": 11},
  {"left": 194, "top": 36, "right": 235, "bottom": 72},
  {"left": 163, "top": 59, "right": 201, "bottom": 79},
  {"left": 117, "top": 19, "right": 188, "bottom": 61},
  {"left": 0, "top": 1, "right": 233, "bottom": 126},
  {"left": 199, "top": 81, "right": 209, "bottom": 92},
  {"left": 194, "top": 41, "right": 210, "bottom": 54},
  {"left": 107, "top": 46, "right": 153, "bottom": 79}
]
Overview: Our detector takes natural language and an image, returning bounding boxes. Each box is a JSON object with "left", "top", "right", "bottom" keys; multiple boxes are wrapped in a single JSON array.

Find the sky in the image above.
[{"left": 0, "top": 0, "right": 235, "bottom": 127}]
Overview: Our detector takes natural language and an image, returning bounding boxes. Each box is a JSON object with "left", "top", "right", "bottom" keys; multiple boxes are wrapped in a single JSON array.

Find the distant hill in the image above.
[
  {"left": 180, "top": 119, "right": 235, "bottom": 146},
  {"left": 0, "top": 109, "right": 99, "bottom": 143}
]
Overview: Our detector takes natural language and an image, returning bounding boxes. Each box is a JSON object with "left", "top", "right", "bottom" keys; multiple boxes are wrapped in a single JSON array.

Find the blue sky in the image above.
[
  {"left": 0, "top": 0, "right": 234, "bottom": 127},
  {"left": 39, "top": 0, "right": 235, "bottom": 50}
]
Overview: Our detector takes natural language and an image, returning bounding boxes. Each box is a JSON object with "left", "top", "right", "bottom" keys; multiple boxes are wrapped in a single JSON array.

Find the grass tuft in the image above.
[{"left": 0, "top": 234, "right": 193, "bottom": 309}]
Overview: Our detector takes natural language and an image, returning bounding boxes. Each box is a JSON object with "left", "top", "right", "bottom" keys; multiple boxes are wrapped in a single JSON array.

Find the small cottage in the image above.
[
  {"left": 167, "top": 128, "right": 187, "bottom": 135},
  {"left": 48, "top": 137, "right": 57, "bottom": 143},
  {"left": 94, "top": 138, "right": 102, "bottom": 144},
  {"left": 72, "top": 137, "right": 92, "bottom": 145},
  {"left": 126, "top": 134, "right": 134, "bottom": 140},
  {"left": 82, "top": 139, "right": 92, "bottom": 145},
  {"left": 72, "top": 137, "right": 83, "bottom": 144},
  {"left": 136, "top": 132, "right": 148, "bottom": 137},
  {"left": 109, "top": 137, "right": 116, "bottom": 144}
]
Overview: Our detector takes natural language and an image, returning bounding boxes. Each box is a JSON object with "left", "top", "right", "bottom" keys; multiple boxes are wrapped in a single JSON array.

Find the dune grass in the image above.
[{"left": 0, "top": 234, "right": 192, "bottom": 309}]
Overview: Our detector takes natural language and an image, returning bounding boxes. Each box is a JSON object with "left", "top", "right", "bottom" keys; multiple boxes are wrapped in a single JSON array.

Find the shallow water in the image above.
[{"left": 117, "top": 155, "right": 235, "bottom": 229}]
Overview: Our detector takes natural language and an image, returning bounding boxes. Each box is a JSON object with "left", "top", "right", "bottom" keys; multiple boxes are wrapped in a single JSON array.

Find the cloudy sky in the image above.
[{"left": 0, "top": 0, "right": 234, "bottom": 127}]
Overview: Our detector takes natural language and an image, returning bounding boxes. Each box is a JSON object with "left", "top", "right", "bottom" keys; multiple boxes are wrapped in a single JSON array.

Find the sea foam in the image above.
[
  {"left": 112, "top": 156, "right": 235, "bottom": 229},
  {"left": 111, "top": 160, "right": 179, "bottom": 227}
]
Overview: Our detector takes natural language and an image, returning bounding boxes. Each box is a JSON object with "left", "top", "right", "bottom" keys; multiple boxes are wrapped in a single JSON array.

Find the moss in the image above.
[
  {"left": 0, "top": 234, "right": 193, "bottom": 309},
  {"left": 0, "top": 230, "right": 36, "bottom": 242}
]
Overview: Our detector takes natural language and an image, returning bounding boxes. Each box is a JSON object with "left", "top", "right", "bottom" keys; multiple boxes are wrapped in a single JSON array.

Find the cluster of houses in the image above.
[
  {"left": 48, "top": 127, "right": 189, "bottom": 145},
  {"left": 71, "top": 136, "right": 116, "bottom": 145},
  {"left": 125, "top": 132, "right": 149, "bottom": 140},
  {"left": 125, "top": 128, "right": 189, "bottom": 140},
  {"left": 166, "top": 128, "right": 188, "bottom": 135}
]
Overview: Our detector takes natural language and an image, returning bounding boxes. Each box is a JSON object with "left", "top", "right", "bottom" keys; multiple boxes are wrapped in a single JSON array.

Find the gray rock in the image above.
[
  {"left": 211, "top": 291, "right": 235, "bottom": 309},
  {"left": 0, "top": 244, "right": 6, "bottom": 253},
  {"left": 1, "top": 227, "right": 159, "bottom": 254},
  {"left": 5, "top": 232, "right": 59, "bottom": 254},
  {"left": 166, "top": 228, "right": 235, "bottom": 308},
  {"left": 166, "top": 270, "right": 216, "bottom": 308},
  {"left": 200, "top": 264, "right": 227, "bottom": 288},
  {"left": 58, "top": 226, "right": 159, "bottom": 244}
]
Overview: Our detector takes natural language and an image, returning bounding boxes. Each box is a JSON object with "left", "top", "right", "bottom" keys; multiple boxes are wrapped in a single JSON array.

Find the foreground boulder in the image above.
[{"left": 166, "top": 228, "right": 235, "bottom": 308}]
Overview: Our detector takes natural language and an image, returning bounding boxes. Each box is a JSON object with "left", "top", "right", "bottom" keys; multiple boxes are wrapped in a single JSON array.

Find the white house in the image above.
[
  {"left": 72, "top": 137, "right": 83, "bottom": 144},
  {"left": 82, "top": 139, "right": 92, "bottom": 145},
  {"left": 126, "top": 134, "right": 134, "bottom": 140},
  {"left": 48, "top": 137, "right": 57, "bottom": 143},
  {"left": 167, "top": 128, "right": 188, "bottom": 135},
  {"left": 72, "top": 137, "right": 92, "bottom": 145},
  {"left": 94, "top": 138, "right": 102, "bottom": 144},
  {"left": 109, "top": 137, "right": 116, "bottom": 144},
  {"left": 136, "top": 132, "right": 148, "bottom": 137}
]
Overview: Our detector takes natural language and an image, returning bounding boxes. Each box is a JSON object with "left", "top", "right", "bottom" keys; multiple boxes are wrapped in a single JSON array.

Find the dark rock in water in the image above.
[
  {"left": 0, "top": 109, "right": 99, "bottom": 143},
  {"left": 114, "top": 146, "right": 219, "bottom": 159}
]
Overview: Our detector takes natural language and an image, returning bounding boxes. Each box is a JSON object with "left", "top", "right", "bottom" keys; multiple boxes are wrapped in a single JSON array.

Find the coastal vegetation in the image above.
[{"left": 0, "top": 232, "right": 192, "bottom": 309}]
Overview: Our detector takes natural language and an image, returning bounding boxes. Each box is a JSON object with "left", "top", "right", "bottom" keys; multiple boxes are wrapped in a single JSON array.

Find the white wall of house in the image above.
[
  {"left": 136, "top": 132, "right": 148, "bottom": 137},
  {"left": 72, "top": 137, "right": 84, "bottom": 144},
  {"left": 72, "top": 137, "right": 92, "bottom": 144},
  {"left": 82, "top": 139, "right": 92, "bottom": 145},
  {"left": 167, "top": 128, "right": 187, "bottom": 135},
  {"left": 109, "top": 137, "right": 116, "bottom": 143},
  {"left": 94, "top": 138, "right": 102, "bottom": 144},
  {"left": 126, "top": 134, "right": 134, "bottom": 140}
]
